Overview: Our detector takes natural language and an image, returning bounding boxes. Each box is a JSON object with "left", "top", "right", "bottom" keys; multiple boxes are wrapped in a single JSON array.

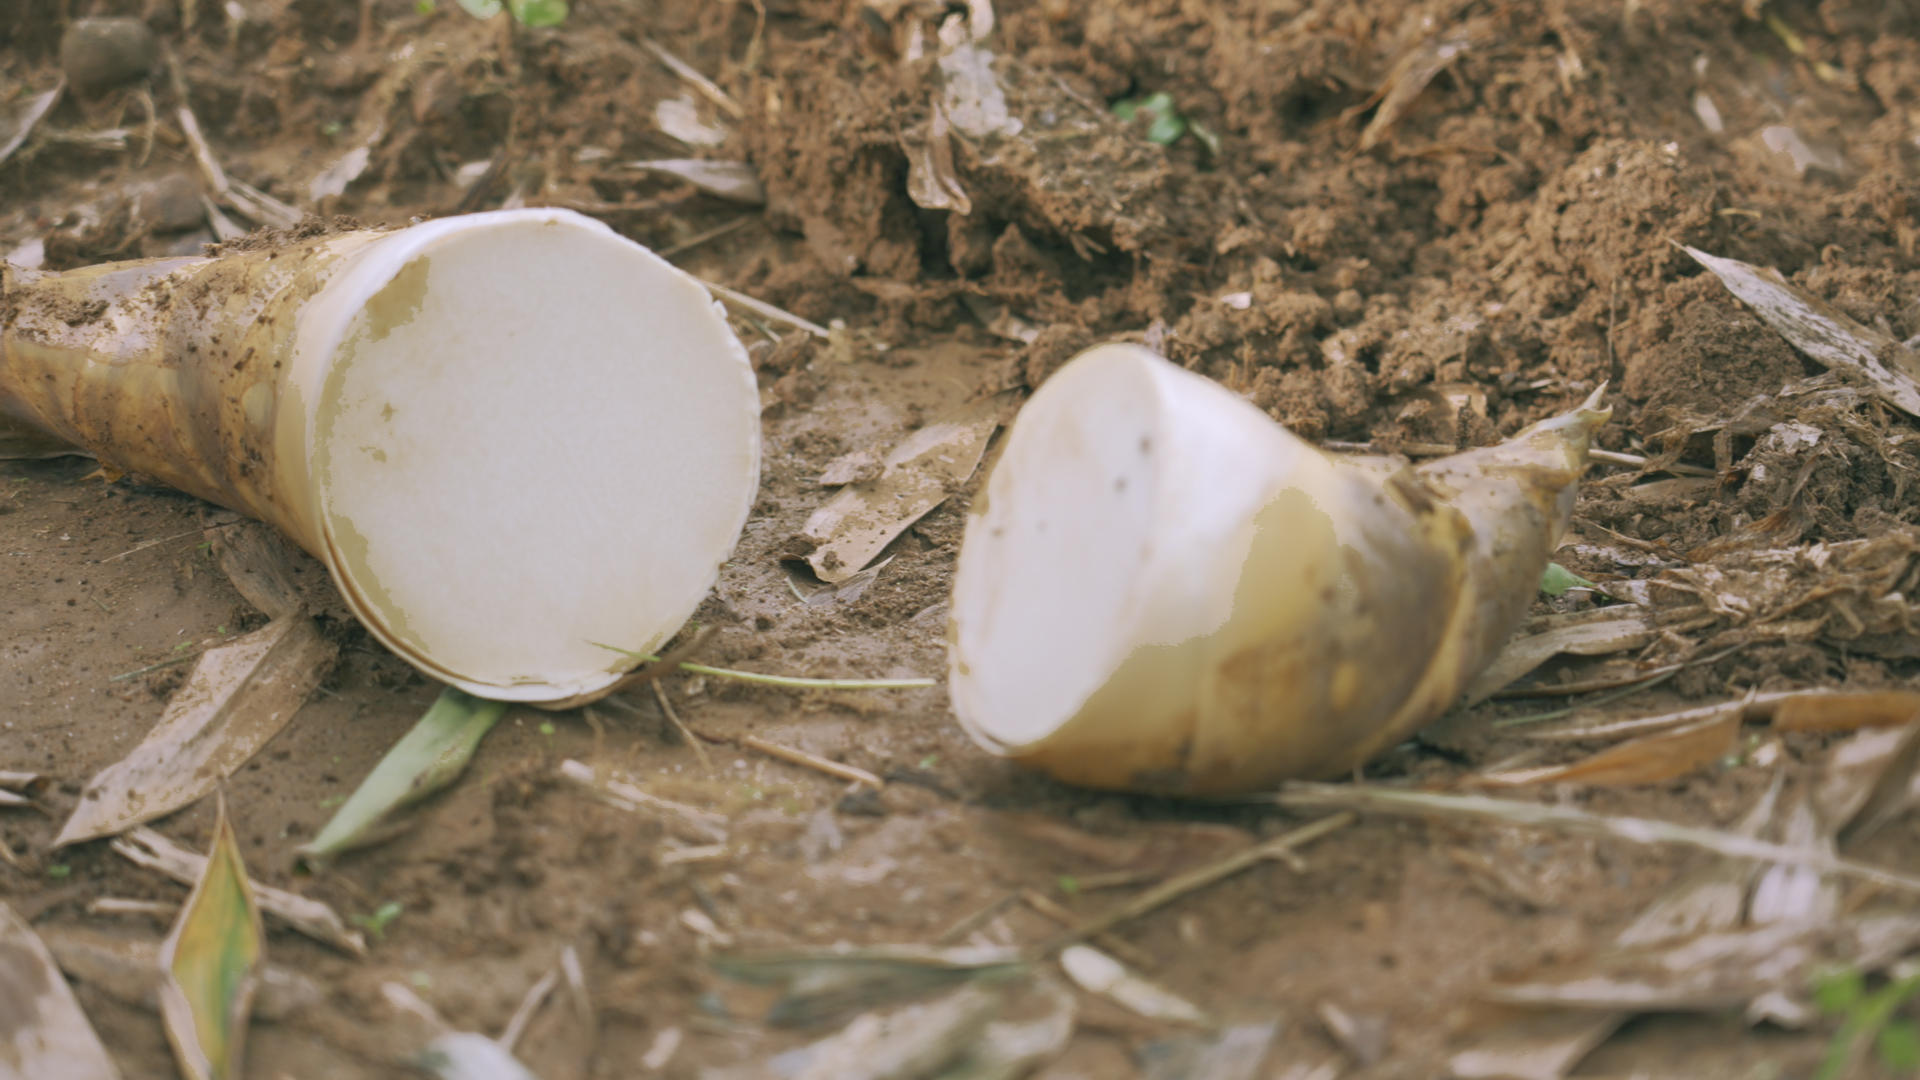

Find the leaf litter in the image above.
[
  {"left": 0, "top": 900, "right": 120, "bottom": 1080},
  {"left": 156, "top": 795, "right": 264, "bottom": 1080},
  {"left": 53, "top": 608, "right": 334, "bottom": 848}
]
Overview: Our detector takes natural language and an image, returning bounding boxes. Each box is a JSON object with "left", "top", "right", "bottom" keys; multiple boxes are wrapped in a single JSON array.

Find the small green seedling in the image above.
[
  {"left": 46, "top": 863, "right": 70, "bottom": 879},
  {"left": 1539, "top": 562, "right": 1597, "bottom": 596},
  {"left": 351, "top": 901, "right": 404, "bottom": 941},
  {"left": 1056, "top": 875, "right": 1080, "bottom": 896},
  {"left": 415, "top": 0, "right": 435, "bottom": 14},
  {"left": 1813, "top": 965, "right": 1920, "bottom": 1078},
  {"left": 1111, "top": 92, "right": 1187, "bottom": 146}
]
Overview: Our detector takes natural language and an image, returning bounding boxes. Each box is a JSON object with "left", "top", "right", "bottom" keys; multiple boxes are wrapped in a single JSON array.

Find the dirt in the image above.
[{"left": 6, "top": 0, "right": 1920, "bottom": 1076}]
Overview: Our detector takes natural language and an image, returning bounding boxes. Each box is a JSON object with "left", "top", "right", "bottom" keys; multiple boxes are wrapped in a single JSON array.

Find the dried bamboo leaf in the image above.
[
  {"left": 557, "top": 759, "right": 728, "bottom": 844},
  {"left": 1450, "top": 780, "right": 1784, "bottom": 1080},
  {"left": 1481, "top": 912, "right": 1920, "bottom": 1014},
  {"left": 157, "top": 800, "right": 264, "bottom": 1080},
  {"left": 1447, "top": 1010, "right": 1625, "bottom": 1080},
  {"left": 0, "top": 84, "right": 62, "bottom": 169},
  {"left": 795, "top": 985, "right": 1003, "bottom": 1080},
  {"left": 40, "top": 925, "right": 321, "bottom": 1022},
  {"left": 1613, "top": 772, "right": 1781, "bottom": 949},
  {"left": 1272, "top": 784, "right": 1920, "bottom": 895},
  {"left": 1479, "top": 710, "right": 1741, "bottom": 787},
  {"left": 1748, "top": 785, "right": 1840, "bottom": 927},
  {"left": 1138, "top": 1020, "right": 1277, "bottom": 1080},
  {"left": 1356, "top": 21, "right": 1493, "bottom": 151},
  {"left": 1682, "top": 246, "right": 1920, "bottom": 416},
  {"left": 1832, "top": 722, "right": 1920, "bottom": 849},
  {"left": 803, "top": 390, "right": 1019, "bottom": 583},
  {"left": 418, "top": 1032, "right": 541, "bottom": 1080},
  {"left": 937, "top": 978, "right": 1076, "bottom": 1080},
  {"left": 298, "top": 687, "right": 508, "bottom": 865},
  {"left": 112, "top": 827, "right": 365, "bottom": 956},
  {"left": 1059, "top": 945, "right": 1209, "bottom": 1026},
  {"left": 1463, "top": 614, "right": 1656, "bottom": 705},
  {"left": 0, "top": 900, "right": 121, "bottom": 1080},
  {"left": 711, "top": 944, "right": 1027, "bottom": 1028},
  {"left": 1767, "top": 690, "right": 1920, "bottom": 732},
  {"left": 624, "top": 159, "right": 765, "bottom": 204},
  {"left": 206, "top": 520, "right": 305, "bottom": 621},
  {"left": 906, "top": 105, "right": 972, "bottom": 214},
  {"left": 54, "top": 611, "right": 334, "bottom": 848}
]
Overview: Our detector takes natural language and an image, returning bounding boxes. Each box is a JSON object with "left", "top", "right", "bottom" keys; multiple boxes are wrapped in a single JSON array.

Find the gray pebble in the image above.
[
  {"left": 60, "top": 18, "right": 160, "bottom": 96},
  {"left": 130, "top": 174, "right": 206, "bottom": 233}
]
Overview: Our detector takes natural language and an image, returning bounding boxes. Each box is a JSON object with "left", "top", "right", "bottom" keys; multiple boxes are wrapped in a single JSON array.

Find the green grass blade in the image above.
[{"left": 298, "top": 688, "right": 507, "bottom": 865}]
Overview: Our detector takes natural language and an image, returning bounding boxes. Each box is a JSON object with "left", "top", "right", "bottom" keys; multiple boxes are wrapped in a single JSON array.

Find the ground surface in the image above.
[{"left": 5, "top": 0, "right": 1920, "bottom": 1077}]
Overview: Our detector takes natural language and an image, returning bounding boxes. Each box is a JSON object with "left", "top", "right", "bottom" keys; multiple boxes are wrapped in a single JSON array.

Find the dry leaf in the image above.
[
  {"left": 803, "top": 390, "right": 1018, "bottom": 583},
  {"left": 1682, "top": 246, "right": 1920, "bottom": 416},
  {"left": 113, "top": 827, "right": 365, "bottom": 956},
  {"left": 55, "top": 611, "right": 334, "bottom": 848},
  {"left": 1464, "top": 610, "right": 1656, "bottom": 705},
  {"left": 1765, "top": 690, "right": 1920, "bottom": 732},
  {"left": 0, "top": 900, "right": 121, "bottom": 1080},
  {"left": 625, "top": 159, "right": 765, "bottom": 204},
  {"left": 1480, "top": 710, "right": 1741, "bottom": 787},
  {"left": 1059, "top": 946, "right": 1209, "bottom": 1026},
  {"left": 0, "top": 84, "right": 61, "bottom": 169},
  {"left": 157, "top": 799, "right": 264, "bottom": 1080}
]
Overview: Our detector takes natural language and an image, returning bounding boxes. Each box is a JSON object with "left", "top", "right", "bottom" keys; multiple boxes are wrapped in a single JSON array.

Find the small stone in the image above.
[
  {"left": 129, "top": 175, "right": 205, "bottom": 233},
  {"left": 61, "top": 19, "right": 160, "bottom": 97}
]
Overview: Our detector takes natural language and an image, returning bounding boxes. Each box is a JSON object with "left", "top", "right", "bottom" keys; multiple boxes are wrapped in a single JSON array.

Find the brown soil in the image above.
[{"left": 5, "top": 0, "right": 1920, "bottom": 1077}]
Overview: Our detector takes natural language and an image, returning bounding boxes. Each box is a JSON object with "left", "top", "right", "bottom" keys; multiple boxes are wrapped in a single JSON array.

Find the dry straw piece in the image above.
[
  {"left": 1, "top": 208, "right": 760, "bottom": 705},
  {"left": 948, "top": 344, "right": 1610, "bottom": 793}
]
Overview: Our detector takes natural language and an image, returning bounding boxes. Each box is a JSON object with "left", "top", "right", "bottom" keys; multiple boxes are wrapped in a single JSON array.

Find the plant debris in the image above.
[{"left": 54, "top": 609, "right": 333, "bottom": 847}]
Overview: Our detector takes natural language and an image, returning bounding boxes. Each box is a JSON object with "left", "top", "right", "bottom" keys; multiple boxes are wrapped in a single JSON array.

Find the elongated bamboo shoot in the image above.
[
  {"left": 948, "top": 344, "right": 1609, "bottom": 794},
  {"left": 1, "top": 209, "right": 760, "bottom": 705}
]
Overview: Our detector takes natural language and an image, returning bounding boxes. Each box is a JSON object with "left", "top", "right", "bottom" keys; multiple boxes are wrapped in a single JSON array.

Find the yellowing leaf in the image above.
[
  {"left": 1481, "top": 711, "right": 1742, "bottom": 787},
  {"left": 158, "top": 799, "right": 264, "bottom": 1080}
]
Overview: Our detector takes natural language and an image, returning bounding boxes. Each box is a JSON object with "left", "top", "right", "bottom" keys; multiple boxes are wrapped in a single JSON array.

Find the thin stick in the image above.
[
  {"left": 105, "top": 528, "right": 205, "bottom": 561},
  {"left": 653, "top": 682, "right": 715, "bottom": 774},
  {"left": 1491, "top": 643, "right": 1744, "bottom": 727},
  {"left": 106, "top": 651, "right": 201, "bottom": 683},
  {"left": 1272, "top": 785, "right": 1920, "bottom": 895},
  {"left": 660, "top": 214, "right": 755, "bottom": 258},
  {"left": 1588, "top": 448, "right": 1716, "bottom": 477},
  {"left": 642, "top": 38, "right": 746, "bottom": 120},
  {"left": 1019, "top": 888, "right": 1156, "bottom": 970},
  {"left": 676, "top": 661, "right": 933, "bottom": 690},
  {"left": 591, "top": 639, "right": 934, "bottom": 690},
  {"left": 499, "top": 969, "right": 558, "bottom": 1053},
  {"left": 88, "top": 897, "right": 179, "bottom": 918},
  {"left": 937, "top": 893, "right": 1017, "bottom": 944},
  {"left": 1038, "top": 813, "right": 1354, "bottom": 956},
  {"left": 715, "top": 734, "right": 882, "bottom": 788},
  {"left": 112, "top": 827, "right": 367, "bottom": 956},
  {"left": 700, "top": 280, "right": 831, "bottom": 339}
]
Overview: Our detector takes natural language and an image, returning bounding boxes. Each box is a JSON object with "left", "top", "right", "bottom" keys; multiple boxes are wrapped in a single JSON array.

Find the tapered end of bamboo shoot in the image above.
[
  {"left": 948, "top": 345, "right": 1605, "bottom": 794},
  {"left": 290, "top": 210, "right": 759, "bottom": 702}
]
